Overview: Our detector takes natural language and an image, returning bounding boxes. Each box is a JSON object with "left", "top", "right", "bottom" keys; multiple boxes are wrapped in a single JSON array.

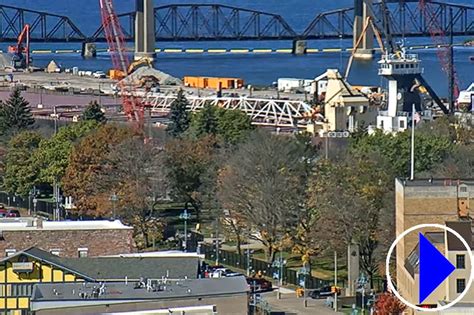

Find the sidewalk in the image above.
[{"left": 262, "top": 288, "right": 345, "bottom": 315}]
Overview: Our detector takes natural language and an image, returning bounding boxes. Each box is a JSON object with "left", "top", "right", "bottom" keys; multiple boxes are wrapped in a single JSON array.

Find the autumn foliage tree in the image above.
[
  {"left": 374, "top": 292, "right": 406, "bottom": 315},
  {"left": 62, "top": 124, "right": 134, "bottom": 216}
]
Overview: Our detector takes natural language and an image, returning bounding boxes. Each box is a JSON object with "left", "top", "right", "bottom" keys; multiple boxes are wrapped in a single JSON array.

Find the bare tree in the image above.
[
  {"left": 96, "top": 136, "right": 168, "bottom": 249},
  {"left": 217, "top": 130, "right": 309, "bottom": 262}
]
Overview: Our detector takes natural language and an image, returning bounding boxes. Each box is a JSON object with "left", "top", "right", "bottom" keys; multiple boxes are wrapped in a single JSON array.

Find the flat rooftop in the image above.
[
  {"left": 31, "top": 277, "right": 248, "bottom": 302},
  {"left": 0, "top": 218, "right": 132, "bottom": 231},
  {"left": 397, "top": 178, "right": 474, "bottom": 187}
]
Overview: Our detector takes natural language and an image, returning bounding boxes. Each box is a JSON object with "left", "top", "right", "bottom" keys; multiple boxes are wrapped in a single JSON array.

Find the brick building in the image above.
[{"left": 0, "top": 218, "right": 136, "bottom": 258}]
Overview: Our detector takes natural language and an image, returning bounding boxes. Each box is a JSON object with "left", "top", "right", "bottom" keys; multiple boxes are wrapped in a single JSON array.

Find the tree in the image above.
[
  {"left": 189, "top": 103, "right": 218, "bottom": 137},
  {"left": 217, "top": 130, "right": 309, "bottom": 261},
  {"left": 216, "top": 108, "right": 253, "bottom": 145},
  {"left": 307, "top": 153, "right": 394, "bottom": 287},
  {"left": 62, "top": 124, "right": 134, "bottom": 216},
  {"left": 167, "top": 89, "right": 190, "bottom": 137},
  {"left": 374, "top": 292, "right": 406, "bottom": 315},
  {"left": 189, "top": 105, "right": 254, "bottom": 145},
  {"left": 429, "top": 145, "right": 474, "bottom": 178},
  {"left": 0, "top": 89, "right": 35, "bottom": 136},
  {"left": 100, "top": 138, "right": 166, "bottom": 249},
  {"left": 33, "top": 121, "right": 98, "bottom": 186},
  {"left": 350, "top": 129, "right": 452, "bottom": 177},
  {"left": 3, "top": 131, "right": 43, "bottom": 195},
  {"left": 164, "top": 135, "right": 216, "bottom": 221},
  {"left": 81, "top": 100, "right": 107, "bottom": 123}
]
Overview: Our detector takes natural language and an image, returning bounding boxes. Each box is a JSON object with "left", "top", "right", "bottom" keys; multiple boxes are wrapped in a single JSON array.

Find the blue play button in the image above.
[{"left": 419, "top": 233, "right": 456, "bottom": 303}]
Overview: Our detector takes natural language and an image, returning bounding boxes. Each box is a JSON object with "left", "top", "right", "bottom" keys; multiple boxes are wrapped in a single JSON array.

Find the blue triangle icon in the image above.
[{"left": 419, "top": 233, "right": 456, "bottom": 304}]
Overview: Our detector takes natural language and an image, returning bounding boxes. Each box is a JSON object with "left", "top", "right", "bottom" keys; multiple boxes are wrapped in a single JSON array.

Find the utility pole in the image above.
[
  {"left": 52, "top": 106, "right": 59, "bottom": 221},
  {"left": 334, "top": 251, "right": 338, "bottom": 312},
  {"left": 215, "top": 217, "right": 220, "bottom": 265},
  {"left": 448, "top": 7, "right": 454, "bottom": 113}
]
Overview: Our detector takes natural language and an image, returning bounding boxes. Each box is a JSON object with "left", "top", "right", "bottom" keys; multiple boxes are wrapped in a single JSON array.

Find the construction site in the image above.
[{"left": 0, "top": 0, "right": 471, "bottom": 134}]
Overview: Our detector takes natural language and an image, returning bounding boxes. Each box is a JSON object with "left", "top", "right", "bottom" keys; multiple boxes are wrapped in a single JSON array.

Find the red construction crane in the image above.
[
  {"left": 8, "top": 24, "right": 30, "bottom": 69},
  {"left": 99, "top": 0, "right": 145, "bottom": 129},
  {"left": 419, "top": 0, "right": 459, "bottom": 109}
]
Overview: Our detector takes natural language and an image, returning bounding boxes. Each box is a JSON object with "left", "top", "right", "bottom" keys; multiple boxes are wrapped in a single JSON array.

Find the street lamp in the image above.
[
  {"left": 272, "top": 251, "right": 287, "bottom": 299},
  {"left": 33, "top": 197, "right": 38, "bottom": 216},
  {"left": 179, "top": 209, "right": 191, "bottom": 252},
  {"left": 246, "top": 249, "right": 254, "bottom": 276},
  {"left": 109, "top": 192, "right": 118, "bottom": 219}
]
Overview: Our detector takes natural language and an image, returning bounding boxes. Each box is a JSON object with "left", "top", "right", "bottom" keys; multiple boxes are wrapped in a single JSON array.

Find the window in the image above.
[
  {"left": 50, "top": 249, "right": 60, "bottom": 256},
  {"left": 457, "top": 279, "right": 466, "bottom": 293},
  {"left": 5, "top": 249, "right": 16, "bottom": 257},
  {"left": 460, "top": 186, "right": 467, "bottom": 193},
  {"left": 456, "top": 255, "right": 465, "bottom": 269},
  {"left": 399, "top": 120, "right": 405, "bottom": 129},
  {"left": 78, "top": 248, "right": 88, "bottom": 258}
]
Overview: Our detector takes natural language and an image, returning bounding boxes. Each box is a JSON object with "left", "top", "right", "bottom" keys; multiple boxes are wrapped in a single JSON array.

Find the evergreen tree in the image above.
[
  {"left": 81, "top": 100, "right": 107, "bottom": 123},
  {"left": 190, "top": 103, "right": 218, "bottom": 137},
  {"left": 167, "top": 89, "right": 190, "bottom": 137},
  {"left": 0, "top": 89, "right": 35, "bottom": 136}
]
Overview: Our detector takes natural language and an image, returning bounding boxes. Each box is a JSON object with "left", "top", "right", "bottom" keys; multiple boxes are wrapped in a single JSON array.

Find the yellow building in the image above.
[{"left": 0, "top": 247, "right": 201, "bottom": 314}]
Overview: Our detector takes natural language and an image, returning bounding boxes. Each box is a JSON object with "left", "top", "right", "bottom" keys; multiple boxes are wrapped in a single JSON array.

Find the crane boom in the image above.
[
  {"left": 99, "top": 0, "right": 145, "bottom": 129},
  {"left": 7, "top": 24, "right": 30, "bottom": 69},
  {"left": 419, "top": 0, "right": 460, "bottom": 104}
]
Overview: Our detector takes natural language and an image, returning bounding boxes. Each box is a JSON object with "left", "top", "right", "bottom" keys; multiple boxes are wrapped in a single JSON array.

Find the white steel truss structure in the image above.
[{"left": 144, "top": 94, "right": 314, "bottom": 129}]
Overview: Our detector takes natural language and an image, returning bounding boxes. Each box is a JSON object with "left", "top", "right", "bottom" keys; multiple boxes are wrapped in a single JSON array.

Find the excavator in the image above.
[
  {"left": 7, "top": 24, "right": 31, "bottom": 70},
  {"left": 109, "top": 56, "right": 153, "bottom": 80}
]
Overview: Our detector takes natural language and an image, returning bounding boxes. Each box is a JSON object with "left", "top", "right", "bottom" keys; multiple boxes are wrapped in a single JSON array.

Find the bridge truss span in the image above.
[
  {"left": 91, "top": 4, "right": 298, "bottom": 42},
  {"left": 302, "top": 1, "right": 474, "bottom": 39},
  {"left": 145, "top": 94, "right": 313, "bottom": 129},
  {"left": 0, "top": 4, "right": 86, "bottom": 42}
]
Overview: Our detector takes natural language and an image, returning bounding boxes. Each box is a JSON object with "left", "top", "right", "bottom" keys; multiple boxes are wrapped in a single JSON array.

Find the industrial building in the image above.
[{"left": 184, "top": 76, "right": 244, "bottom": 90}]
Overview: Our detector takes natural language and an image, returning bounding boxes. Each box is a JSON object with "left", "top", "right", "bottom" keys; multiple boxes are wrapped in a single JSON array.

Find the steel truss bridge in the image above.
[
  {"left": 0, "top": 2, "right": 472, "bottom": 43},
  {"left": 145, "top": 94, "right": 313, "bottom": 129}
]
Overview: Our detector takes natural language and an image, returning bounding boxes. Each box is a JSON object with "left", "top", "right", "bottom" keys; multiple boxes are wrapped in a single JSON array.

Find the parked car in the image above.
[
  {"left": 6, "top": 209, "right": 20, "bottom": 217},
  {"left": 93, "top": 71, "right": 107, "bottom": 79},
  {"left": 246, "top": 277, "right": 273, "bottom": 292},
  {"left": 210, "top": 268, "right": 244, "bottom": 278},
  {"left": 309, "top": 286, "right": 341, "bottom": 299}
]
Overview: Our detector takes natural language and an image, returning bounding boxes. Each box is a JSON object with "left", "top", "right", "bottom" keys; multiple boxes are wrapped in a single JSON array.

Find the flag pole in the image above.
[{"left": 410, "top": 103, "right": 415, "bottom": 180}]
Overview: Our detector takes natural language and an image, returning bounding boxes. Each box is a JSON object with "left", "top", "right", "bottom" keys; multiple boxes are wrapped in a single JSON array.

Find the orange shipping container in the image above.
[{"left": 184, "top": 76, "right": 244, "bottom": 89}]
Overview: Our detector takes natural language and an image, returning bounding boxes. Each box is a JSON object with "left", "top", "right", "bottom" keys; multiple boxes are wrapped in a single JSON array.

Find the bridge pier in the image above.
[
  {"left": 135, "top": 0, "right": 156, "bottom": 61},
  {"left": 353, "top": 0, "right": 374, "bottom": 59},
  {"left": 81, "top": 42, "right": 97, "bottom": 58},
  {"left": 292, "top": 40, "right": 307, "bottom": 55}
]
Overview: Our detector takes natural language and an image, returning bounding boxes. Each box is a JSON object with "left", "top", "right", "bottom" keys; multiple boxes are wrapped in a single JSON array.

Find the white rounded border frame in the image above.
[{"left": 385, "top": 223, "right": 474, "bottom": 312}]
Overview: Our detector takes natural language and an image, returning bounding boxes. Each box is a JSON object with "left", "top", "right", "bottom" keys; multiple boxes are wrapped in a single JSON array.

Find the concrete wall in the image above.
[{"left": 34, "top": 293, "right": 249, "bottom": 315}]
